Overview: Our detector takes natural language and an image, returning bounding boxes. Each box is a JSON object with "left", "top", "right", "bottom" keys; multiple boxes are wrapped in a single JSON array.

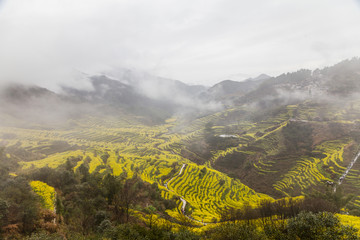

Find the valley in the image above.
[
  {"left": 2, "top": 98, "right": 360, "bottom": 222},
  {"left": 1, "top": 59, "right": 360, "bottom": 238}
]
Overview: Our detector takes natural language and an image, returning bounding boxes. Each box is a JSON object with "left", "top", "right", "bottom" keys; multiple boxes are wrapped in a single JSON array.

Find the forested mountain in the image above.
[{"left": 202, "top": 74, "right": 271, "bottom": 102}]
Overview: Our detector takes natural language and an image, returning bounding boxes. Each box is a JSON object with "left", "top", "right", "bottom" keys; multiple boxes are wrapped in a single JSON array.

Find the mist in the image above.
[
  {"left": 1, "top": 0, "right": 360, "bottom": 89},
  {"left": 0, "top": 72, "right": 223, "bottom": 128},
  {"left": 1, "top": 0, "right": 360, "bottom": 128}
]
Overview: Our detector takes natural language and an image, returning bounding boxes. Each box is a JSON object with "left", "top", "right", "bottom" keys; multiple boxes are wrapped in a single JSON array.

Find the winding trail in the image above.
[
  {"left": 180, "top": 197, "right": 186, "bottom": 213},
  {"left": 164, "top": 163, "right": 210, "bottom": 225},
  {"left": 178, "top": 163, "right": 186, "bottom": 176},
  {"left": 334, "top": 149, "right": 360, "bottom": 192},
  {"left": 165, "top": 163, "right": 186, "bottom": 190},
  {"left": 167, "top": 164, "right": 188, "bottom": 217}
]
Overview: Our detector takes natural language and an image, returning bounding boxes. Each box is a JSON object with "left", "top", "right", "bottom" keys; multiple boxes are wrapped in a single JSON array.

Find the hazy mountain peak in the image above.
[
  {"left": 252, "top": 74, "right": 271, "bottom": 81},
  {"left": 0, "top": 83, "right": 56, "bottom": 104}
]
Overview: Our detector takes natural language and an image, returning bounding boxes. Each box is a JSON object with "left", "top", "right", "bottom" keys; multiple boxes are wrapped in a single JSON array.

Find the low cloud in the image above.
[{"left": 0, "top": 0, "right": 359, "bottom": 89}]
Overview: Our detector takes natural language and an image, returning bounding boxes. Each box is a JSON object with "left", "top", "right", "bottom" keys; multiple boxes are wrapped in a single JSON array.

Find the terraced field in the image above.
[
  {"left": 272, "top": 139, "right": 350, "bottom": 195},
  {"left": 3, "top": 100, "right": 360, "bottom": 223},
  {"left": 167, "top": 163, "right": 271, "bottom": 221},
  {"left": 0, "top": 108, "right": 274, "bottom": 222},
  {"left": 209, "top": 105, "right": 295, "bottom": 166}
]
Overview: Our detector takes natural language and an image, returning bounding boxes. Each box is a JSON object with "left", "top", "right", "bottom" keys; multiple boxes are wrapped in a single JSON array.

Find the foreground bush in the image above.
[
  {"left": 209, "top": 211, "right": 359, "bottom": 240},
  {"left": 286, "top": 211, "right": 359, "bottom": 240}
]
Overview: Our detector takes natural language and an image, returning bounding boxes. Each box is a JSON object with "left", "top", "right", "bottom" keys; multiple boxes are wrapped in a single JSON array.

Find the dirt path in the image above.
[
  {"left": 165, "top": 163, "right": 210, "bottom": 225},
  {"left": 165, "top": 163, "right": 186, "bottom": 190},
  {"left": 334, "top": 150, "right": 360, "bottom": 192}
]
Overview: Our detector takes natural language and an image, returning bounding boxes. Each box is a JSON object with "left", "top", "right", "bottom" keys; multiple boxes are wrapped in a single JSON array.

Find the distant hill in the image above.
[
  {"left": 0, "top": 73, "right": 215, "bottom": 127},
  {"left": 102, "top": 68, "right": 207, "bottom": 100},
  {"left": 2, "top": 58, "right": 360, "bottom": 127},
  {"left": 204, "top": 74, "right": 271, "bottom": 101}
]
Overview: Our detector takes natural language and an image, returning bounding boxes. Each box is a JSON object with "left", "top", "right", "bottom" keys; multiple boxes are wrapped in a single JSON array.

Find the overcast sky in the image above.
[{"left": 1, "top": 0, "right": 360, "bottom": 89}]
